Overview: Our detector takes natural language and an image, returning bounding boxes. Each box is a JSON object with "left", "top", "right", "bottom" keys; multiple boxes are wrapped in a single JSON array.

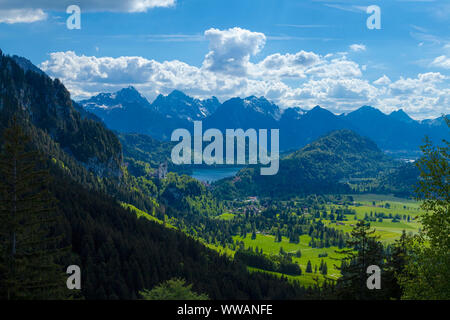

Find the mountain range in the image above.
[{"left": 79, "top": 87, "right": 448, "bottom": 157}]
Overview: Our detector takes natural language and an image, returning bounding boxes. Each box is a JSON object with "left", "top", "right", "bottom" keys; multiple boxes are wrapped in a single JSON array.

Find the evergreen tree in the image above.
[
  {"left": 384, "top": 230, "right": 408, "bottom": 299},
  {"left": 0, "top": 118, "right": 68, "bottom": 299},
  {"left": 276, "top": 229, "right": 282, "bottom": 242},
  {"left": 334, "top": 220, "right": 384, "bottom": 300},
  {"left": 321, "top": 262, "right": 328, "bottom": 275},
  {"left": 399, "top": 119, "right": 450, "bottom": 299},
  {"left": 305, "top": 260, "right": 312, "bottom": 273},
  {"left": 140, "top": 278, "right": 208, "bottom": 300}
]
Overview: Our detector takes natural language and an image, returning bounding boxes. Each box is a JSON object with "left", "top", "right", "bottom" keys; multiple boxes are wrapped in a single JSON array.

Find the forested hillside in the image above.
[
  {"left": 0, "top": 51, "right": 122, "bottom": 178},
  {"left": 0, "top": 51, "right": 317, "bottom": 299},
  {"left": 214, "top": 130, "right": 402, "bottom": 198}
]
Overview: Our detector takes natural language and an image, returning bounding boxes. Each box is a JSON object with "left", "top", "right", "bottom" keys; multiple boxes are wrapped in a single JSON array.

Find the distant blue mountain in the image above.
[
  {"left": 204, "top": 96, "right": 281, "bottom": 131},
  {"left": 152, "top": 90, "right": 220, "bottom": 121},
  {"left": 389, "top": 109, "right": 415, "bottom": 123},
  {"left": 341, "top": 106, "right": 447, "bottom": 153},
  {"left": 78, "top": 87, "right": 448, "bottom": 155},
  {"left": 79, "top": 87, "right": 190, "bottom": 140}
]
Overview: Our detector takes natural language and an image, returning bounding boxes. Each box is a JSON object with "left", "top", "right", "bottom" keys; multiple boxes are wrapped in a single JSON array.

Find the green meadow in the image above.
[
  {"left": 326, "top": 194, "right": 422, "bottom": 243},
  {"left": 125, "top": 194, "right": 425, "bottom": 287},
  {"left": 229, "top": 195, "right": 424, "bottom": 286},
  {"left": 232, "top": 233, "right": 342, "bottom": 286}
]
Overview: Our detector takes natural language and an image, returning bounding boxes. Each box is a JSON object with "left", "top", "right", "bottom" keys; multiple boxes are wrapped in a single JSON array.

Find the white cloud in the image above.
[
  {"left": 349, "top": 44, "right": 366, "bottom": 52},
  {"left": 305, "top": 57, "right": 362, "bottom": 79},
  {"left": 0, "top": 0, "right": 175, "bottom": 14},
  {"left": 0, "top": 9, "right": 47, "bottom": 24},
  {"left": 251, "top": 51, "right": 321, "bottom": 79},
  {"left": 203, "top": 27, "right": 266, "bottom": 76},
  {"left": 39, "top": 27, "right": 450, "bottom": 119},
  {"left": 373, "top": 75, "right": 391, "bottom": 85},
  {"left": 431, "top": 55, "right": 450, "bottom": 69},
  {"left": 378, "top": 72, "right": 449, "bottom": 117}
]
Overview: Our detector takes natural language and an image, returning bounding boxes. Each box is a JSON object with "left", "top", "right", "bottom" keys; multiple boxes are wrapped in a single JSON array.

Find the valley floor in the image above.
[
  {"left": 216, "top": 193, "right": 421, "bottom": 286},
  {"left": 131, "top": 193, "right": 423, "bottom": 288}
]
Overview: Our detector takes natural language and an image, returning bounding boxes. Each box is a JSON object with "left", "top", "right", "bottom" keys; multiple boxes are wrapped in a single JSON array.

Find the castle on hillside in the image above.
[{"left": 157, "top": 161, "right": 168, "bottom": 179}]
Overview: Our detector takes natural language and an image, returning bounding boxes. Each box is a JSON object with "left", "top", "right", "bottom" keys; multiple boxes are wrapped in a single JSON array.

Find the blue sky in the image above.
[{"left": 0, "top": 0, "right": 449, "bottom": 119}]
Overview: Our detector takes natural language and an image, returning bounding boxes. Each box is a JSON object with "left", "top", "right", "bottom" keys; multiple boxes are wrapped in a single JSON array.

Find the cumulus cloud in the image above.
[
  {"left": 431, "top": 55, "right": 450, "bottom": 69},
  {"left": 305, "top": 57, "right": 362, "bottom": 79},
  {"left": 203, "top": 27, "right": 266, "bottom": 76},
  {"left": 0, "top": 0, "right": 175, "bottom": 14},
  {"left": 373, "top": 75, "right": 391, "bottom": 85},
  {"left": 39, "top": 27, "right": 450, "bottom": 119},
  {"left": 39, "top": 50, "right": 262, "bottom": 101},
  {"left": 349, "top": 44, "right": 366, "bottom": 52},
  {"left": 0, "top": 9, "right": 47, "bottom": 23},
  {"left": 252, "top": 51, "right": 321, "bottom": 78}
]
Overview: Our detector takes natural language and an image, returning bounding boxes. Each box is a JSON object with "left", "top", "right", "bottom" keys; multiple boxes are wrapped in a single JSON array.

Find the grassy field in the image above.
[
  {"left": 228, "top": 194, "right": 424, "bottom": 286},
  {"left": 327, "top": 194, "right": 422, "bottom": 243},
  {"left": 124, "top": 194, "right": 425, "bottom": 287},
  {"left": 232, "top": 233, "right": 342, "bottom": 286},
  {"left": 121, "top": 202, "right": 177, "bottom": 229},
  {"left": 215, "top": 212, "right": 235, "bottom": 221},
  {"left": 247, "top": 266, "right": 324, "bottom": 287}
]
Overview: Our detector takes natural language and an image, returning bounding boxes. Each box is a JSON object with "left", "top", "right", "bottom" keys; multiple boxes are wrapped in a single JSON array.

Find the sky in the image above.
[{"left": 0, "top": 0, "right": 449, "bottom": 119}]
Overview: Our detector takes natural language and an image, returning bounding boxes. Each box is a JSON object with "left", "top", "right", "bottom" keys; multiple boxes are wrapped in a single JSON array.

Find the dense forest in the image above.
[{"left": 0, "top": 51, "right": 319, "bottom": 299}]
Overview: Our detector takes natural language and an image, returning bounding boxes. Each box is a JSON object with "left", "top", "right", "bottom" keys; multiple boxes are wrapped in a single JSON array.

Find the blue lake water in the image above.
[{"left": 190, "top": 167, "right": 242, "bottom": 183}]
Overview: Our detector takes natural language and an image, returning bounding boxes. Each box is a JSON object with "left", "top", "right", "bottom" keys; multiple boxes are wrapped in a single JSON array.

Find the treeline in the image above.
[{"left": 234, "top": 247, "right": 302, "bottom": 276}]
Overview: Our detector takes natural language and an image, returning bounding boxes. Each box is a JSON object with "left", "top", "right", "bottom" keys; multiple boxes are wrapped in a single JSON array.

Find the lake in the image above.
[{"left": 190, "top": 167, "right": 242, "bottom": 183}]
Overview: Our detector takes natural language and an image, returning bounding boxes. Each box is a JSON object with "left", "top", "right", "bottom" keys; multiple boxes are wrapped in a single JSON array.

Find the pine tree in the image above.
[
  {"left": 384, "top": 230, "right": 408, "bottom": 299},
  {"left": 306, "top": 260, "right": 312, "bottom": 273},
  {"left": 140, "top": 278, "right": 208, "bottom": 300},
  {"left": 0, "top": 118, "right": 68, "bottom": 299},
  {"left": 321, "top": 262, "right": 328, "bottom": 275},
  {"left": 334, "top": 220, "right": 384, "bottom": 300},
  {"left": 276, "top": 229, "right": 282, "bottom": 242}
]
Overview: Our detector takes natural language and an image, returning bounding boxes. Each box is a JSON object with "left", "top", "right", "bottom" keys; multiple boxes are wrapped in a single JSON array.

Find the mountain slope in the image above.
[
  {"left": 79, "top": 87, "right": 189, "bottom": 140},
  {"left": 281, "top": 106, "right": 353, "bottom": 150},
  {"left": 215, "top": 129, "right": 396, "bottom": 198},
  {"left": 0, "top": 51, "right": 122, "bottom": 177},
  {"left": 117, "top": 132, "right": 190, "bottom": 175},
  {"left": 152, "top": 90, "right": 220, "bottom": 121},
  {"left": 389, "top": 109, "right": 415, "bottom": 123},
  {"left": 341, "top": 106, "right": 447, "bottom": 152},
  {"left": 204, "top": 96, "right": 280, "bottom": 131}
]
